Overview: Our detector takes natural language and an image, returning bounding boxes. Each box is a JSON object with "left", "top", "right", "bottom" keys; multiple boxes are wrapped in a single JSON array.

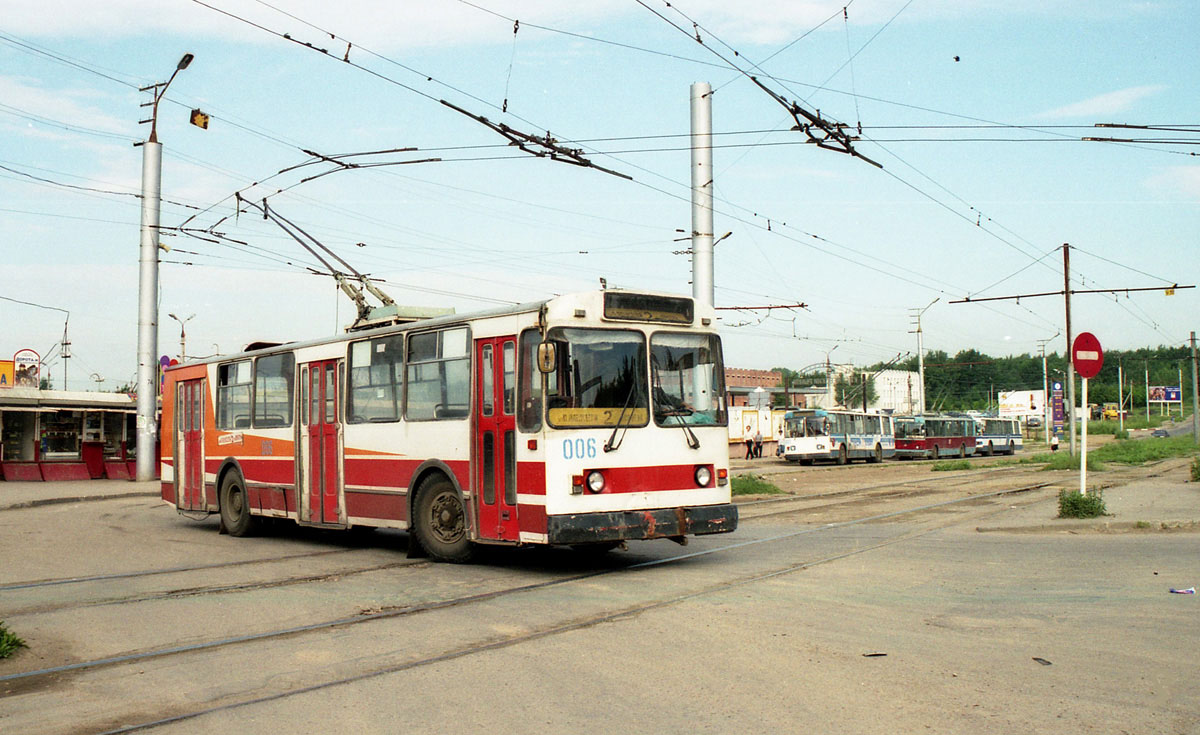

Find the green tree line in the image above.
[{"left": 775, "top": 345, "right": 1193, "bottom": 412}]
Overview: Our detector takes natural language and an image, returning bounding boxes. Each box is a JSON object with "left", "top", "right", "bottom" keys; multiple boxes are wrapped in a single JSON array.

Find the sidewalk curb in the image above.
[
  {"left": 977, "top": 519, "right": 1200, "bottom": 534},
  {"left": 0, "top": 491, "right": 159, "bottom": 512}
]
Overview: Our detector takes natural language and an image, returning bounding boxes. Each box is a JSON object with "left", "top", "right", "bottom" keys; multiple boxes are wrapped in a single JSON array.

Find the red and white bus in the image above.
[
  {"left": 892, "top": 415, "right": 977, "bottom": 460},
  {"left": 162, "top": 289, "right": 737, "bottom": 561}
]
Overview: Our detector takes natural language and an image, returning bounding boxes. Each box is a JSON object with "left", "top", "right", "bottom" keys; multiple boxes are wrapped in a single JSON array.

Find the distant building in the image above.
[
  {"left": 724, "top": 368, "right": 812, "bottom": 408},
  {"left": 809, "top": 365, "right": 923, "bottom": 414}
]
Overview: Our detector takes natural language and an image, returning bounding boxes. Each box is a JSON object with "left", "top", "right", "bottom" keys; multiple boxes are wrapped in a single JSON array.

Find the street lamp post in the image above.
[
  {"left": 135, "top": 53, "right": 192, "bottom": 483},
  {"left": 168, "top": 313, "right": 195, "bottom": 362}
]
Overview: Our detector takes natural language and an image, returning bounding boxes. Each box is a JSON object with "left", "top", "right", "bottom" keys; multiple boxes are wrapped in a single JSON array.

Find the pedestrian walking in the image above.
[
  {"left": 754, "top": 430, "right": 763, "bottom": 459},
  {"left": 744, "top": 429, "right": 754, "bottom": 459},
  {"left": 1050, "top": 432, "right": 1059, "bottom": 452}
]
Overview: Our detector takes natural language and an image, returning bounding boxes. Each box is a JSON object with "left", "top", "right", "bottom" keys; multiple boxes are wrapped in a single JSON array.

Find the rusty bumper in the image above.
[{"left": 546, "top": 503, "right": 738, "bottom": 545}]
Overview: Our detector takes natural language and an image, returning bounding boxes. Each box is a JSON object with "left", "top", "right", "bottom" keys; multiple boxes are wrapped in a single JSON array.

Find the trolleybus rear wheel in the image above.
[
  {"left": 219, "top": 472, "right": 256, "bottom": 537},
  {"left": 929, "top": 445, "right": 939, "bottom": 461},
  {"left": 1008, "top": 440, "right": 1016, "bottom": 455},
  {"left": 986, "top": 441, "right": 995, "bottom": 457},
  {"left": 959, "top": 444, "right": 967, "bottom": 459},
  {"left": 413, "top": 475, "right": 475, "bottom": 563}
]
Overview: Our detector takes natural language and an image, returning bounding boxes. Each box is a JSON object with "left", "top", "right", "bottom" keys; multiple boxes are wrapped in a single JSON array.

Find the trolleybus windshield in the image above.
[
  {"left": 545, "top": 328, "right": 648, "bottom": 428},
  {"left": 650, "top": 332, "right": 726, "bottom": 427}
]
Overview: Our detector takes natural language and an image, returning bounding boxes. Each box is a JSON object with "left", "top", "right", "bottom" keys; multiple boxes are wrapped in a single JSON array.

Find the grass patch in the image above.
[
  {"left": 731, "top": 473, "right": 784, "bottom": 496},
  {"left": 0, "top": 621, "right": 25, "bottom": 659},
  {"left": 1092, "top": 435, "right": 1199, "bottom": 465},
  {"left": 931, "top": 459, "right": 972, "bottom": 472},
  {"left": 1016, "top": 434, "right": 1199, "bottom": 471},
  {"left": 1057, "top": 489, "right": 1107, "bottom": 518}
]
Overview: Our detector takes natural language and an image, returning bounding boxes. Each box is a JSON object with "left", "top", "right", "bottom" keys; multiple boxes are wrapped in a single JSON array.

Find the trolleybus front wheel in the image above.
[
  {"left": 836, "top": 445, "right": 848, "bottom": 465},
  {"left": 869, "top": 444, "right": 883, "bottom": 463},
  {"left": 959, "top": 444, "right": 967, "bottom": 459},
  {"left": 219, "top": 472, "right": 257, "bottom": 537},
  {"left": 929, "top": 445, "right": 939, "bottom": 461},
  {"left": 413, "top": 475, "right": 475, "bottom": 563}
]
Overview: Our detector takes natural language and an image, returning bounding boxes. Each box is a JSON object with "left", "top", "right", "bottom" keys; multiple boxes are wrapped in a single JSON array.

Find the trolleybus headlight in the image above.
[
  {"left": 695, "top": 466, "right": 712, "bottom": 487},
  {"left": 586, "top": 470, "right": 606, "bottom": 493}
]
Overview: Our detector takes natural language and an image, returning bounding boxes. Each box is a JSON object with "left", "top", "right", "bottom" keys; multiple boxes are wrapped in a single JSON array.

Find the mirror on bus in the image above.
[{"left": 537, "top": 341, "right": 556, "bottom": 374}]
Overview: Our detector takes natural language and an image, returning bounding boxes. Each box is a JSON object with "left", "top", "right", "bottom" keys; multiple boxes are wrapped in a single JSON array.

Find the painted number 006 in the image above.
[{"left": 562, "top": 438, "right": 597, "bottom": 460}]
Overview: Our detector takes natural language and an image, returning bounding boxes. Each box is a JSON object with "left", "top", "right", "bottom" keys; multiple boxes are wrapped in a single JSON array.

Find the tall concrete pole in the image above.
[
  {"left": 1040, "top": 344, "right": 1049, "bottom": 443},
  {"left": 135, "top": 53, "right": 192, "bottom": 483},
  {"left": 1118, "top": 360, "right": 1125, "bottom": 434},
  {"left": 690, "top": 82, "right": 714, "bottom": 308},
  {"left": 1191, "top": 331, "right": 1198, "bottom": 445},
  {"left": 136, "top": 140, "right": 162, "bottom": 482},
  {"left": 1063, "top": 244, "right": 1076, "bottom": 455}
]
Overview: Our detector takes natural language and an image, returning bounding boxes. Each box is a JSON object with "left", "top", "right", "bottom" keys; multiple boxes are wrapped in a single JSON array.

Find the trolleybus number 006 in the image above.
[{"left": 562, "top": 437, "right": 598, "bottom": 460}]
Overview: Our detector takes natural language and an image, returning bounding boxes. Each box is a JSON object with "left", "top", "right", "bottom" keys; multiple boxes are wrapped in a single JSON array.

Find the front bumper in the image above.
[{"left": 546, "top": 503, "right": 739, "bottom": 545}]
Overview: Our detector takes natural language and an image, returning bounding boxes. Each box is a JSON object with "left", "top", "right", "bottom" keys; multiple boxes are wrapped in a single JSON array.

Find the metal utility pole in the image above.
[
  {"left": 690, "top": 82, "right": 714, "bottom": 308},
  {"left": 135, "top": 53, "right": 192, "bottom": 483},
  {"left": 909, "top": 298, "right": 938, "bottom": 415},
  {"left": 1118, "top": 360, "right": 1125, "bottom": 434},
  {"left": 1145, "top": 362, "right": 1150, "bottom": 423},
  {"left": 1192, "top": 331, "right": 1198, "bottom": 445},
  {"left": 1062, "top": 244, "right": 1077, "bottom": 455}
]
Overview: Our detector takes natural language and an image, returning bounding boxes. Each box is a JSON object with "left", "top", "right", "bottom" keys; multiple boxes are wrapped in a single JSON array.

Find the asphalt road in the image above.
[{"left": 1, "top": 459, "right": 1197, "bottom": 734}]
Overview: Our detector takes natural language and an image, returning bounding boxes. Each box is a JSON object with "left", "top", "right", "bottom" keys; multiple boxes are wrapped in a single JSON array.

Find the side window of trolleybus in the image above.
[
  {"left": 517, "top": 330, "right": 542, "bottom": 432},
  {"left": 545, "top": 328, "right": 647, "bottom": 428},
  {"left": 216, "top": 360, "right": 251, "bottom": 429},
  {"left": 253, "top": 353, "right": 295, "bottom": 428},
  {"left": 406, "top": 327, "right": 470, "bottom": 420},
  {"left": 649, "top": 332, "right": 726, "bottom": 426},
  {"left": 347, "top": 335, "right": 404, "bottom": 423}
]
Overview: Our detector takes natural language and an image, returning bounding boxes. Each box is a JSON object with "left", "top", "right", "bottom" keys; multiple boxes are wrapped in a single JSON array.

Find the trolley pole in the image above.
[
  {"left": 689, "top": 82, "right": 714, "bottom": 309},
  {"left": 135, "top": 53, "right": 192, "bottom": 483}
]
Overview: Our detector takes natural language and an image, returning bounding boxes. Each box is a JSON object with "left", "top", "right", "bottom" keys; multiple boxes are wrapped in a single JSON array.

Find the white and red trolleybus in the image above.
[
  {"left": 162, "top": 289, "right": 737, "bottom": 561},
  {"left": 892, "top": 415, "right": 977, "bottom": 460}
]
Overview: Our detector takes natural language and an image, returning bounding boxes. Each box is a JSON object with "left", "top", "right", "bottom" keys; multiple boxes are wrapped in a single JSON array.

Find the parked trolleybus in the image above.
[
  {"left": 161, "top": 290, "right": 737, "bottom": 562},
  {"left": 973, "top": 417, "right": 1022, "bottom": 456},
  {"left": 893, "top": 415, "right": 977, "bottom": 460},
  {"left": 778, "top": 409, "right": 895, "bottom": 465}
]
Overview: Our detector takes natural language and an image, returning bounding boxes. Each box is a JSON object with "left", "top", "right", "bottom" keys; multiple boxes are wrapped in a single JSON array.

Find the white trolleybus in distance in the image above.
[
  {"left": 777, "top": 409, "right": 896, "bottom": 465},
  {"left": 973, "top": 416, "right": 1022, "bottom": 456},
  {"left": 161, "top": 290, "right": 737, "bottom": 562}
]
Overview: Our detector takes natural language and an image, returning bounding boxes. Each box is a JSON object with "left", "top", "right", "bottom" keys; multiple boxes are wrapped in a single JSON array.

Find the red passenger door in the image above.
[
  {"left": 176, "top": 378, "right": 205, "bottom": 511},
  {"left": 475, "top": 337, "right": 518, "bottom": 541},
  {"left": 302, "top": 360, "right": 343, "bottom": 525}
]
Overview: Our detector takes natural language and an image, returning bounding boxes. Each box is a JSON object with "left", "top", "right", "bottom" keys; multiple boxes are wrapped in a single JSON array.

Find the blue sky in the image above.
[{"left": 1, "top": 0, "right": 1196, "bottom": 390}]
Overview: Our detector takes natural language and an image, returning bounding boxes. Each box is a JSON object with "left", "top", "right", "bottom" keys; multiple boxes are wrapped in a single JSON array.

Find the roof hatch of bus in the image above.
[{"left": 345, "top": 303, "right": 457, "bottom": 332}]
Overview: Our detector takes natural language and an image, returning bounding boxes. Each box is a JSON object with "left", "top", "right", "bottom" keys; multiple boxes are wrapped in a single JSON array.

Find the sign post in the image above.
[{"left": 1072, "top": 332, "right": 1104, "bottom": 495}]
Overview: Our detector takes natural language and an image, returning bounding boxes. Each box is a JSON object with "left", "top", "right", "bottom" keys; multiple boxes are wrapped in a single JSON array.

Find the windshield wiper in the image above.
[
  {"left": 603, "top": 381, "right": 642, "bottom": 453},
  {"left": 651, "top": 361, "right": 699, "bottom": 449}
]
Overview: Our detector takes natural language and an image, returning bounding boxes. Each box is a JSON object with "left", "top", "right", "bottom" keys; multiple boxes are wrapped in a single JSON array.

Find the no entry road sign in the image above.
[{"left": 1072, "top": 332, "right": 1104, "bottom": 379}]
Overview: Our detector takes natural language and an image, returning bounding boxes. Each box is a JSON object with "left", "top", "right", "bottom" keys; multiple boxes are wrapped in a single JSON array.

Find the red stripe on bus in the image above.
[
  {"left": 346, "top": 491, "right": 406, "bottom": 522},
  {"left": 518, "top": 502, "right": 547, "bottom": 534},
  {"left": 517, "top": 461, "right": 547, "bottom": 496},
  {"left": 582, "top": 464, "right": 712, "bottom": 494}
]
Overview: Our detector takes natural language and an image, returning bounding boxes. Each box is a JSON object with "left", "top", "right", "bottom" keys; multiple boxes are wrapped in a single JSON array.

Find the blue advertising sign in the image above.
[
  {"left": 1052, "top": 381, "right": 1064, "bottom": 431},
  {"left": 1149, "top": 386, "right": 1182, "bottom": 403}
]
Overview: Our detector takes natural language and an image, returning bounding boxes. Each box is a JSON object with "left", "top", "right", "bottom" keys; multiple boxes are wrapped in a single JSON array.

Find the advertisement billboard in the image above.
[
  {"left": 998, "top": 389, "right": 1045, "bottom": 418},
  {"left": 13, "top": 349, "right": 39, "bottom": 387},
  {"left": 0, "top": 360, "right": 12, "bottom": 388},
  {"left": 1148, "top": 386, "right": 1182, "bottom": 403}
]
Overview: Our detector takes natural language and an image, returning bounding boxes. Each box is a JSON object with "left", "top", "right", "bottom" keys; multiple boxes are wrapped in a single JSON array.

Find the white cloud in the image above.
[
  {"left": 1037, "top": 85, "right": 1166, "bottom": 120},
  {"left": 1146, "top": 166, "right": 1200, "bottom": 202}
]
